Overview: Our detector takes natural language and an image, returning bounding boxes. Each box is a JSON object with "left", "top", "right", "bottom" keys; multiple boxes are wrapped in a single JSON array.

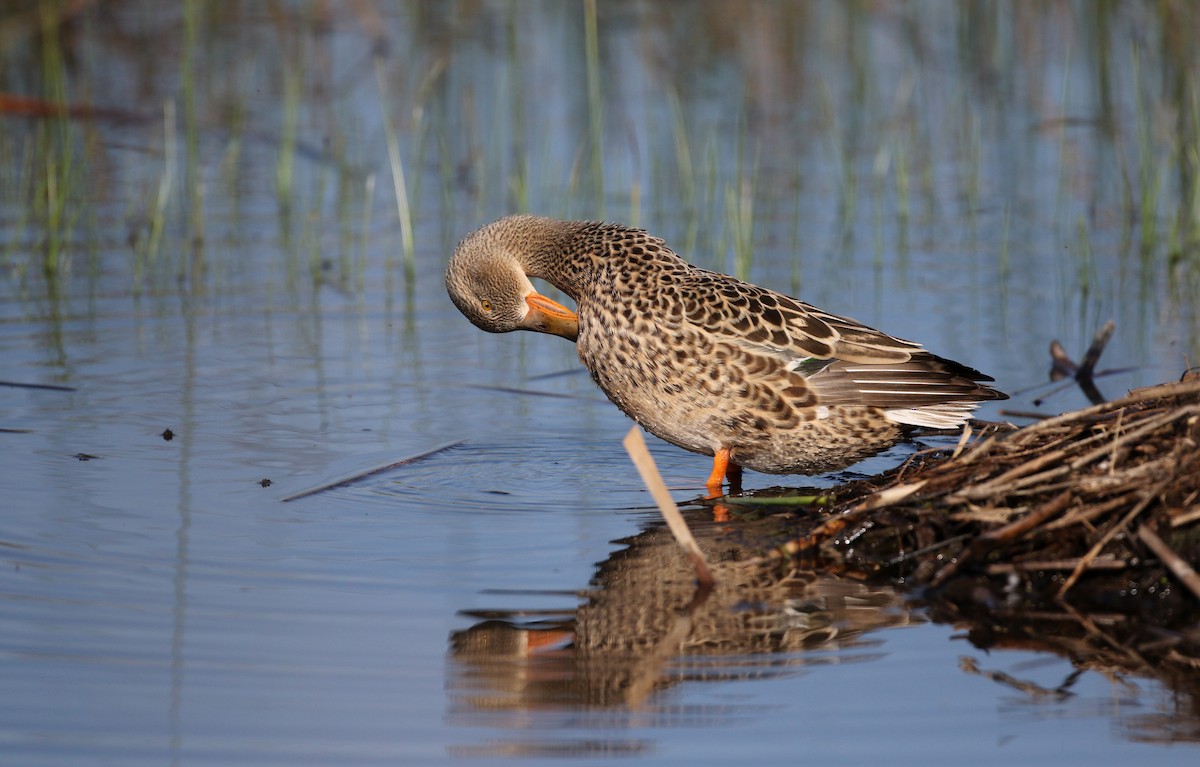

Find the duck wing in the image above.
[
  {"left": 678, "top": 268, "right": 922, "bottom": 364},
  {"left": 676, "top": 269, "right": 1006, "bottom": 426}
]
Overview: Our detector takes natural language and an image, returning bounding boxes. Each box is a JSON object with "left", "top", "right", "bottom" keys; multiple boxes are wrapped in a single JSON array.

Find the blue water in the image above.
[{"left": 3, "top": 2, "right": 1198, "bottom": 764}]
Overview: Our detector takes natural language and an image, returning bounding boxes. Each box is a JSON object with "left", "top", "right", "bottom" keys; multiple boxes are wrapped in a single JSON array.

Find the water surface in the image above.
[{"left": 2, "top": 2, "right": 1199, "bottom": 764}]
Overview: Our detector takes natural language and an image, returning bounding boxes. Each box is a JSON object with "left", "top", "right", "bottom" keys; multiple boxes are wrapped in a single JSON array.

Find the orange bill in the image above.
[{"left": 524, "top": 292, "right": 578, "bottom": 341}]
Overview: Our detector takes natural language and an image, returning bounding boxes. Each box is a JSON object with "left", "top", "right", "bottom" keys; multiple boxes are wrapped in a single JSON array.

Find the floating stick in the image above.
[{"left": 281, "top": 440, "right": 464, "bottom": 502}]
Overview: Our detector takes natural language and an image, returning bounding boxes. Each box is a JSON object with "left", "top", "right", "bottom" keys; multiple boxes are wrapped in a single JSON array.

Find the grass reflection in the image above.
[{"left": 0, "top": 1, "right": 1195, "bottom": 365}]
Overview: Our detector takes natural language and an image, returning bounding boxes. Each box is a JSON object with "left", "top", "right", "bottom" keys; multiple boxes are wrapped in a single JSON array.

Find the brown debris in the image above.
[
  {"left": 1041, "top": 320, "right": 1133, "bottom": 405},
  {"left": 799, "top": 377, "right": 1200, "bottom": 586},
  {"left": 733, "top": 375, "right": 1200, "bottom": 685}
]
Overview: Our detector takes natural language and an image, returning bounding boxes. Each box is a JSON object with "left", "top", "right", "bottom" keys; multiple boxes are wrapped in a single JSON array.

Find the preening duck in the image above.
[{"left": 446, "top": 215, "right": 1007, "bottom": 493}]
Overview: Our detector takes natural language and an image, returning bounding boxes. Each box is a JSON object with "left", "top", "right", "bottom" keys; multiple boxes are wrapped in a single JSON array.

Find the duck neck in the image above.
[{"left": 516, "top": 218, "right": 602, "bottom": 302}]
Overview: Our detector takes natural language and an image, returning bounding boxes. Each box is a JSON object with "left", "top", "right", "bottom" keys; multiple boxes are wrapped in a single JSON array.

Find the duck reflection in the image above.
[{"left": 448, "top": 509, "right": 919, "bottom": 714}]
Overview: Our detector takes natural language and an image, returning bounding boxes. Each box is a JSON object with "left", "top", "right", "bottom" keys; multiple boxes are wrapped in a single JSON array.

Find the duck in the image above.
[{"left": 445, "top": 215, "right": 1007, "bottom": 494}]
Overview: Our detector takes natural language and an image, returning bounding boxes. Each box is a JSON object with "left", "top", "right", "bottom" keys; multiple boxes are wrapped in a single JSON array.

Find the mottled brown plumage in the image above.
[{"left": 445, "top": 215, "right": 1007, "bottom": 491}]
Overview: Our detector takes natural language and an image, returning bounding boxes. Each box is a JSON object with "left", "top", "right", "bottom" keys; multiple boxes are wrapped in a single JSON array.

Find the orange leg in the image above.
[
  {"left": 705, "top": 448, "right": 742, "bottom": 495},
  {"left": 707, "top": 448, "right": 740, "bottom": 522}
]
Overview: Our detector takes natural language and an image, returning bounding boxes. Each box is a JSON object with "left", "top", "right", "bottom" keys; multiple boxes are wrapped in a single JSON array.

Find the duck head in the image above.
[{"left": 445, "top": 216, "right": 579, "bottom": 341}]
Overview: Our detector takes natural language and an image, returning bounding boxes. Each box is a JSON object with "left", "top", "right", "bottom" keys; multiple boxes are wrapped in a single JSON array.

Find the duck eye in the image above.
[{"left": 481, "top": 299, "right": 493, "bottom": 313}]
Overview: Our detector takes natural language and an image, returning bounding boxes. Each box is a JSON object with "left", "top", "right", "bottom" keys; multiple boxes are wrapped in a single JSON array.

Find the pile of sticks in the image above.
[{"left": 782, "top": 376, "right": 1200, "bottom": 605}]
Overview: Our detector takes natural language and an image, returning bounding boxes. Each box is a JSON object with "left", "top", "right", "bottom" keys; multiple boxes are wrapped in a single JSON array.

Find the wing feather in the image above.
[
  {"left": 679, "top": 268, "right": 921, "bottom": 363},
  {"left": 671, "top": 267, "right": 1006, "bottom": 423}
]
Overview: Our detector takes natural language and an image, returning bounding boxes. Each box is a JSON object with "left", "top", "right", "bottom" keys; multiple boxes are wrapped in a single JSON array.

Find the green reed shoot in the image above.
[
  {"left": 37, "top": 0, "right": 76, "bottom": 281},
  {"left": 375, "top": 55, "right": 415, "bottom": 282},
  {"left": 137, "top": 100, "right": 177, "bottom": 291},
  {"left": 1183, "top": 81, "right": 1200, "bottom": 257},
  {"left": 584, "top": 0, "right": 605, "bottom": 215},
  {"left": 277, "top": 62, "right": 300, "bottom": 213},
  {"left": 505, "top": 11, "right": 528, "bottom": 213},
  {"left": 728, "top": 134, "right": 758, "bottom": 281},
  {"left": 358, "top": 173, "right": 375, "bottom": 297},
  {"left": 182, "top": 0, "right": 201, "bottom": 240},
  {"left": 667, "top": 86, "right": 696, "bottom": 213},
  {"left": 1131, "top": 45, "right": 1161, "bottom": 261},
  {"left": 1074, "top": 214, "right": 1094, "bottom": 309},
  {"left": 1053, "top": 31, "right": 1073, "bottom": 231}
]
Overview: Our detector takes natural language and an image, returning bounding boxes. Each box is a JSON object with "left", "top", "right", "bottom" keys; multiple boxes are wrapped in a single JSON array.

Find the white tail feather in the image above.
[{"left": 884, "top": 403, "right": 978, "bottom": 429}]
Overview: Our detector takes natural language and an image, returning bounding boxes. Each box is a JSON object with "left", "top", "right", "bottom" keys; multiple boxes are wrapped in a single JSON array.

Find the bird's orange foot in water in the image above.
[{"left": 706, "top": 447, "right": 742, "bottom": 521}]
